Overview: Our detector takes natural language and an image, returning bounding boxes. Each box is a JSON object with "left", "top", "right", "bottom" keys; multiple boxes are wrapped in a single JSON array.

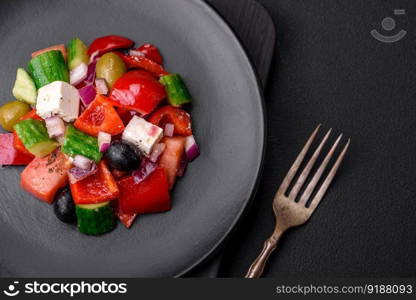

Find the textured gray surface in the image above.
[
  {"left": 0, "top": 0, "right": 265, "bottom": 277},
  {"left": 220, "top": 0, "right": 416, "bottom": 277},
  {"left": 186, "top": 0, "right": 275, "bottom": 277}
]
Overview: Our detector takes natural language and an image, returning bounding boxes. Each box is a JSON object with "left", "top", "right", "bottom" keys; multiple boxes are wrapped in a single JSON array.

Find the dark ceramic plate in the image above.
[{"left": 0, "top": 0, "right": 265, "bottom": 277}]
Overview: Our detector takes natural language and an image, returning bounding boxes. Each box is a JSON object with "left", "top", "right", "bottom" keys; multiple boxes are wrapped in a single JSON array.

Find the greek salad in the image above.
[{"left": 0, "top": 35, "right": 200, "bottom": 235}]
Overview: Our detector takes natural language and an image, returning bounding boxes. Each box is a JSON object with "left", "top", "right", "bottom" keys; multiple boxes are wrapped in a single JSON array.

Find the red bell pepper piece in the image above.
[
  {"left": 116, "top": 210, "right": 138, "bottom": 228},
  {"left": 116, "top": 107, "right": 136, "bottom": 125},
  {"left": 32, "top": 44, "right": 67, "bottom": 61},
  {"left": 70, "top": 160, "right": 119, "bottom": 205},
  {"left": 87, "top": 35, "right": 134, "bottom": 56},
  {"left": 136, "top": 44, "right": 163, "bottom": 65},
  {"left": 148, "top": 106, "right": 192, "bottom": 136},
  {"left": 114, "top": 52, "right": 168, "bottom": 77},
  {"left": 21, "top": 151, "right": 72, "bottom": 203},
  {"left": 74, "top": 95, "right": 125, "bottom": 136},
  {"left": 0, "top": 133, "right": 33, "bottom": 165},
  {"left": 12, "top": 109, "right": 43, "bottom": 157},
  {"left": 118, "top": 168, "right": 171, "bottom": 214},
  {"left": 109, "top": 70, "right": 167, "bottom": 115},
  {"left": 158, "top": 137, "right": 186, "bottom": 189}
]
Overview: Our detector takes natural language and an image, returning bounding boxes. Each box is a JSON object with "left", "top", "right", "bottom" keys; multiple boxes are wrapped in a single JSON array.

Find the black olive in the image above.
[
  {"left": 105, "top": 141, "right": 141, "bottom": 171},
  {"left": 53, "top": 187, "right": 76, "bottom": 223}
]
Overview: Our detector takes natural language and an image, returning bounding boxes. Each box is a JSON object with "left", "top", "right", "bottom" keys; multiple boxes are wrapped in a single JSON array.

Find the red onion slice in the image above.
[
  {"left": 85, "top": 61, "right": 97, "bottom": 84},
  {"left": 132, "top": 159, "right": 157, "bottom": 184},
  {"left": 73, "top": 155, "right": 93, "bottom": 170},
  {"left": 164, "top": 123, "right": 174, "bottom": 137},
  {"left": 89, "top": 50, "right": 100, "bottom": 63},
  {"left": 45, "top": 116, "right": 65, "bottom": 138},
  {"left": 185, "top": 135, "right": 200, "bottom": 161},
  {"left": 149, "top": 143, "right": 166, "bottom": 162},
  {"left": 68, "top": 163, "right": 97, "bottom": 184},
  {"left": 95, "top": 78, "right": 109, "bottom": 95},
  {"left": 70, "top": 63, "right": 88, "bottom": 86},
  {"left": 98, "top": 131, "right": 111, "bottom": 152},
  {"left": 78, "top": 84, "right": 96, "bottom": 106},
  {"left": 177, "top": 155, "right": 188, "bottom": 177}
]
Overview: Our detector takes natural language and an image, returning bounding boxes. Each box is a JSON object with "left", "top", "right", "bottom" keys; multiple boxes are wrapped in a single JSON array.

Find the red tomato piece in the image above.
[
  {"left": 136, "top": 44, "right": 163, "bottom": 65},
  {"left": 13, "top": 131, "right": 34, "bottom": 158},
  {"left": 12, "top": 109, "right": 44, "bottom": 157},
  {"left": 108, "top": 70, "right": 166, "bottom": 115},
  {"left": 114, "top": 52, "right": 168, "bottom": 77},
  {"left": 74, "top": 95, "right": 125, "bottom": 136},
  {"left": 148, "top": 106, "right": 192, "bottom": 136},
  {"left": 0, "top": 133, "right": 33, "bottom": 165},
  {"left": 158, "top": 137, "right": 186, "bottom": 189},
  {"left": 117, "top": 211, "right": 138, "bottom": 228},
  {"left": 118, "top": 168, "right": 171, "bottom": 214},
  {"left": 70, "top": 160, "right": 119, "bottom": 205},
  {"left": 21, "top": 151, "right": 72, "bottom": 203},
  {"left": 32, "top": 44, "right": 67, "bottom": 61},
  {"left": 88, "top": 35, "right": 134, "bottom": 56}
]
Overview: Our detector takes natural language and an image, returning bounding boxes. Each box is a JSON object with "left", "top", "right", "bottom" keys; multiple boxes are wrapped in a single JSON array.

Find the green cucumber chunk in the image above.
[
  {"left": 12, "top": 68, "right": 37, "bottom": 104},
  {"left": 160, "top": 74, "right": 192, "bottom": 106},
  {"left": 76, "top": 202, "right": 116, "bottom": 235},
  {"left": 67, "top": 37, "right": 90, "bottom": 70},
  {"left": 62, "top": 125, "right": 102, "bottom": 162},
  {"left": 28, "top": 50, "right": 69, "bottom": 89},
  {"left": 14, "top": 119, "right": 58, "bottom": 157}
]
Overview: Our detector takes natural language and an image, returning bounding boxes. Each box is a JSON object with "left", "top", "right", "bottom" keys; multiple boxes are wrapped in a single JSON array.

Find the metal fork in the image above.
[{"left": 245, "top": 125, "right": 350, "bottom": 278}]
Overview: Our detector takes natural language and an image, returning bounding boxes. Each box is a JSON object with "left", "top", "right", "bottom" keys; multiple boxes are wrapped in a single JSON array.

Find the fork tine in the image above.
[
  {"left": 298, "top": 134, "right": 343, "bottom": 205},
  {"left": 277, "top": 124, "right": 321, "bottom": 196},
  {"left": 308, "top": 139, "right": 350, "bottom": 211},
  {"left": 288, "top": 129, "right": 332, "bottom": 200}
]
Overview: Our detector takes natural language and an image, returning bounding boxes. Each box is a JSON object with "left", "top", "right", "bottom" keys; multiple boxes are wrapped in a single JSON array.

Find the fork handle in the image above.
[{"left": 245, "top": 231, "right": 283, "bottom": 278}]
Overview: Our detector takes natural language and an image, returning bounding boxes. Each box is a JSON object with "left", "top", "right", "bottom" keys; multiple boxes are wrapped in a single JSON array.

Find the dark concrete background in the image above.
[{"left": 219, "top": 0, "right": 416, "bottom": 277}]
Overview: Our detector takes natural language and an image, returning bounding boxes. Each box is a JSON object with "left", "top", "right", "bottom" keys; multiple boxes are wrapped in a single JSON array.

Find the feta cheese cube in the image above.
[
  {"left": 36, "top": 81, "right": 80, "bottom": 122},
  {"left": 122, "top": 116, "right": 163, "bottom": 155}
]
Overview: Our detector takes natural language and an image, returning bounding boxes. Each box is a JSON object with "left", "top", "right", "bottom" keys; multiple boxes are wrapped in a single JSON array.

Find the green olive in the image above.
[
  {"left": 0, "top": 100, "right": 31, "bottom": 131},
  {"left": 96, "top": 53, "right": 126, "bottom": 89}
]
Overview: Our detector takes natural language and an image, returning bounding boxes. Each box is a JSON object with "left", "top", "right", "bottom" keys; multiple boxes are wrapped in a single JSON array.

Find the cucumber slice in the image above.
[
  {"left": 62, "top": 125, "right": 102, "bottom": 162},
  {"left": 12, "top": 68, "right": 37, "bottom": 104},
  {"left": 14, "top": 119, "right": 58, "bottom": 157},
  {"left": 28, "top": 50, "right": 69, "bottom": 89},
  {"left": 68, "top": 37, "right": 90, "bottom": 70},
  {"left": 76, "top": 202, "right": 116, "bottom": 235},
  {"left": 160, "top": 74, "right": 192, "bottom": 106}
]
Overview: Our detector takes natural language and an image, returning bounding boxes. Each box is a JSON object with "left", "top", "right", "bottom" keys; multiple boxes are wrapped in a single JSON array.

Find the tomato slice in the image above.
[
  {"left": 32, "top": 44, "right": 67, "bottom": 61},
  {"left": 118, "top": 168, "right": 171, "bottom": 214},
  {"left": 108, "top": 70, "right": 166, "bottom": 115},
  {"left": 12, "top": 109, "right": 44, "bottom": 157},
  {"left": 13, "top": 131, "right": 34, "bottom": 158},
  {"left": 117, "top": 210, "right": 138, "bottom": 228},
  {"left": 21, "top": 151, "right": 72, "bottom": 203},
  {"left": 74, "top": 95, "right": 125, "bottom": 136},
  {"left": 0, "top": 133, "right": 33, "bottom": 165},
  {"left": 158, "top": 137, "right": 186, "bottom": 189},
  {"left": 70, "top": 160, "right": 119, "bottom": 205},
  {"left": 148, "top": 106, "right": 192, "bottom": 136}
]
